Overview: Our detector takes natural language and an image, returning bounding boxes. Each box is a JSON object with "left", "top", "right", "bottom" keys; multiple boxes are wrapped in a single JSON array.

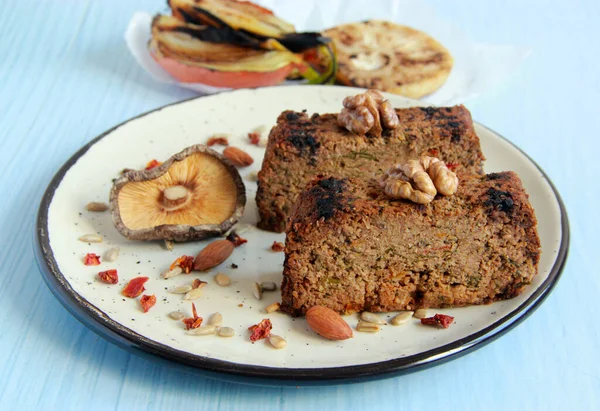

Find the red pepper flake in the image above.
[
  {"left": 248, "top": 132, "right": 261, "bottom": 145},
  {"left": 248, "top": 318, "right": 272, "bottom": 342},
  {"left": 98, "top": 269, "right": 118, "bottom": 284},
  {"left": 182, "top": 303, "right": 203, "bottom": 330},
  {"left": 226, "top": 232, "right": 248, "bottom": 247},
  {"left": 83, "top": 253, "right": 101, "bottom": 266},
  {"left": 192, "top": 279, "right": 207, "bottom": 289},
  {"left": 122, "top": 276, "right": 149, "bottom": 298},
  {"left": 207, "top": 136, "right": 229, "bottom": 146},
  {"left": 140, "top": 294, "right": 156, "bottom": 313},
  {"left": 170, "top": 255, "right": 194, "bottom": 274},
  {"left": 428, "top": 148, "right": 439, "bottom": 157},
  {"left": 446, "top": 162, "right": 460, "bottom": 171},
  {"left": 145, "top": 159, "right": 162, "bottom": 170},
  {"left": 421, "top": 314, "right": 454, "bottom": 329},
  {"left": 271, "top": 241, "right": 285, "bottom": 252}
]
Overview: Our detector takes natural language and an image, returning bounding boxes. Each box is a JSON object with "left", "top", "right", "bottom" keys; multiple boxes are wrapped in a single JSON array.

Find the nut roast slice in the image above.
[
  {"left": 281, "top": 174, "right": 540, "bottom": 316},
  {"left": 256, "top": 105, "right": 485, "bottom": 232}
]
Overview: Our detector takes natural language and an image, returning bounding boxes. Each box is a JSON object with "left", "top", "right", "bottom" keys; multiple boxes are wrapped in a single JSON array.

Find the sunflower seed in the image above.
[
  {"left": 78, "top": 234, "right": 102, "bottom": 243},
  {"left": 214, "top": 272, "right": 231, "bottom": 286},
  {"left": 187, "top": 325, "right": 217, "bottom": 336},
  {"left": 356, "top": 321, "right": 381, "bottom": 333},
  {"left": 162, "top": 266, "right": 183, "bottom": 279},
  {"left": 360, "top": 312, "right": 386, "bottom": 325},
  {"left": 217, "top": 326, "right": 235, "bottom": 338},
  {"left": 169, "top": 311, "right": 185, "bottom": 320},
  {"left": 184, "top": 287, "right": 203, "bottom": 300},
  {"left": 163, "top": 240, "right": 174, "bottom": 251},
  {"left": 265, "top": 302, "right": 281, "bottom": 313},
  {"left": 252, "top": 125, "right": 268, "bottom": 135},
  {"left": 169, "top": 285, "right": 193, "bottom": 294},
  {"left": 103, "top": 247, "right": 120, "bottom": 262},
  {"left": 208, "top": 312, "right": 223, "bottom": 326},
  {"left": 391, "top": 311, "right": 414, "bottom": 326},
  {"left": 234, "top": 224, "right": 252, "bottom": 234},
  {"left": 269, "top": 335, "right": 287, "bottom": 349},
  {"left": 260, "top": 281, "right": 277, "bottom": 292},
  {"left": 414, "top": 309, "right": 428, "bottom": 319},
  {"left": 252, "top": 282, "right": 262, "bottom": 300},
  {"left": 85, "top": 202, "right": 109, "bottom": 212}
]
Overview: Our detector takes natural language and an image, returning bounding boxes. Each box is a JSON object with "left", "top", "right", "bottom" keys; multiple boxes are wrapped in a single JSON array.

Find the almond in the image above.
[
  {"left": 223, "top": 146, "right": 253, "bottom": 167},
  {"left": 193, "top": 239, "right": 234, "bottom": 271},
  {"left": 305, "top": 306, "right": 353, "bottom": 340}
]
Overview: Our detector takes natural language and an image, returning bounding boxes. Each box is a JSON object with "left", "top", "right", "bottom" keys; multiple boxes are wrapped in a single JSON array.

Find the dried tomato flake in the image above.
[
  {"left": 271, "top": 241, "right": 285, "bottom": 252},
  {"left": 83, "top": 253, "right": 101, "bottom": 266},
  {"left": 192, "top": 279, "right": 207, "bottom": 289},
  {"left": 98, "top": 269, "right": 118, "bottom": 284},
  {"left": 227, "top": 232, "right": 248, "bottom": 247},
  {"left": 248, "top": 318, "right": 272, "bottom": 342},
  {"left": 122, "top": 276, "right": 149, "bottom": 298},
  {"left": 446, "top": 162, "right": 460, "bottom": 171},
  {"left": 145, "top": 159, "right": 162, "bottom": 170},
  {"left": 248, "top": 132, "right": 261, "bottom": 145},
  {"left": 207, "top": 136, "right": 229, "bottom": 146},
  {"left": 140, "top": 294, "right": 156, "bottom": 313},
  {"left": 421, "top": 314, "right": 454, "bottom": 329},
  {"left": 182, "top": 302, "right": 203, "bottom": 330},
  {"left": 170, "top": 255, "right": 194, "bottom": 274}
]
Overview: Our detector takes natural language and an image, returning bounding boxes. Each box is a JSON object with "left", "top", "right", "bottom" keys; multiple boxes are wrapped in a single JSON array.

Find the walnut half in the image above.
[
  {"left": 381, "top": 156, "right": 458, "bottom": 204},
  {"left": 337, "top": 89, "right": 400, "bottom": 137}
]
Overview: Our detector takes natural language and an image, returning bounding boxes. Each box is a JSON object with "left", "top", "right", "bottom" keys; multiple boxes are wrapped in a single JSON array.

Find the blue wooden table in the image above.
[{"left": 1, "top": 0, "right": 598, "bottom": 409}]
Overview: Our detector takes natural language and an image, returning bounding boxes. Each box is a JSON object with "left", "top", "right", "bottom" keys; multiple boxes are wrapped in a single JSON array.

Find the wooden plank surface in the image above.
[{"left": 0, "top": 0, "right": 597, "bottom": 409}]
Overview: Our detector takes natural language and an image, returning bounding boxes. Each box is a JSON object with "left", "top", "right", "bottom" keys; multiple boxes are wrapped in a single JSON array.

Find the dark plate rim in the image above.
[{"left": 34, "top": 87, "right": 570, "bottom": 384}]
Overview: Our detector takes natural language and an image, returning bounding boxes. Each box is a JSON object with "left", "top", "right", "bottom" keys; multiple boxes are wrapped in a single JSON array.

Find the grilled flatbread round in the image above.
[{"left": 324, "top": 20, "right": 453, "bottom": 99}]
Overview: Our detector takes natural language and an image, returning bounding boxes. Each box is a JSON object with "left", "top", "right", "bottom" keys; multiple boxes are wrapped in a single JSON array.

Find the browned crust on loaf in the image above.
[
  {"left": 281, "top": 172, "right": 540, "bottom": 316},
  {"left": 256, "top": 106, "right": 485, "bottom": 232}
]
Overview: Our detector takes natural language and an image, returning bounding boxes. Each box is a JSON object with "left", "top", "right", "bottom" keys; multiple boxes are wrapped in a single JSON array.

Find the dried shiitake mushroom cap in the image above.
[{"left": 110, "top": 145, "right": 246, "bottom": 241}]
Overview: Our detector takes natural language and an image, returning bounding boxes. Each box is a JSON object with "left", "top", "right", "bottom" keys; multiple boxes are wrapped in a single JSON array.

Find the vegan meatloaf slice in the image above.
[
  {"left": 281, "top": 172, "right": 540, "bottom": 316},
  {"left": 256, "top": 105, "right": 485, "bottom": 232}
]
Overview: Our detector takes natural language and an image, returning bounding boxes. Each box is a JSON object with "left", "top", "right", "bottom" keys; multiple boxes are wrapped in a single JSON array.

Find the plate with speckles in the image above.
[{"left": 35, "top": 85, "right": 568, "bottom": 385}]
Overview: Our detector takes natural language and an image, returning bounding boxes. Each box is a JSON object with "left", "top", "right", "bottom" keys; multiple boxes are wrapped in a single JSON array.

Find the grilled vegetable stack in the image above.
[{"left": 150, "top": 0, "right": 337, "bottom": 88}]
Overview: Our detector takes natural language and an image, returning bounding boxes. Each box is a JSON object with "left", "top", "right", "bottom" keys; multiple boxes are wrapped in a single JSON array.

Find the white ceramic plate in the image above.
[{"left": 36, "top": 86, "right": 568, "bottom": 384}]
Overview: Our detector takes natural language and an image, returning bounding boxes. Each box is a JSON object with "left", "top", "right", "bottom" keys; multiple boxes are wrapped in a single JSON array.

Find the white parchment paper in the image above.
[{"left": 125, "top": 0, "right": 530, "bottom": 105}]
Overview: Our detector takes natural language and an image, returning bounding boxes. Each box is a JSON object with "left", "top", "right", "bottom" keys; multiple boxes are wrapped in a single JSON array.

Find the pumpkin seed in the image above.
[
  {"left": 187, "top": 325, "right": 217, "bottom": 336},
  {"left": 162, "top": 266, "right": 183, "bottom": 279},
  {"left": 214, "top": 272, "right": 231, "bottom": 286},
  {"left": 360, "top": 312, "right": 386, "bottom": 325},
  {"left": 103, "top": 247, "right": 120, "bottom": 262},
  {"left": 184, "top": 288, "right": 203, "bottom": 300},
  {"left": 217, "top": 326, "right": 235, "bottom": 338},
  {"left": 414, "top": 309, "right": 428, "bottom": 319},
  {"left": 391, "top": 311, "right": 413, "bottom": 326},
  {"left": 269, "top": 335, "right": 287, "bottom": 349},
  {"left": 208, "top": 312, "right": 223, "bottom": 326},
  {"left": 169, "top": 285, "right": 192, "bottom": 294},
  {"left": 78, "top": 234, "right": 102, "bottom": 243},
  {"left": 356, "top": 321, "right": 380, "bottom": 333},
  {"left": 168, "top": 311, "right": 185, "bottom": 320},
  {"left": 85, "top": 202, "right": 108, "bottom": 212},
  {"left": 260, "top": 281, "right": 277, "bottom": 292},
  {"left": 265, "top": 302, "right": 280, "bottom": 313}
]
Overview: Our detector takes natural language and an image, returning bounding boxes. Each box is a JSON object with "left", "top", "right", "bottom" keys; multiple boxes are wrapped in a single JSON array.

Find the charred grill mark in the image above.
[
  {"left": 484, "top": 188, "right": 514, "bottom": 214},
  {"left": 309, "top": 178, "right": 353, "bottom": 220}
]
